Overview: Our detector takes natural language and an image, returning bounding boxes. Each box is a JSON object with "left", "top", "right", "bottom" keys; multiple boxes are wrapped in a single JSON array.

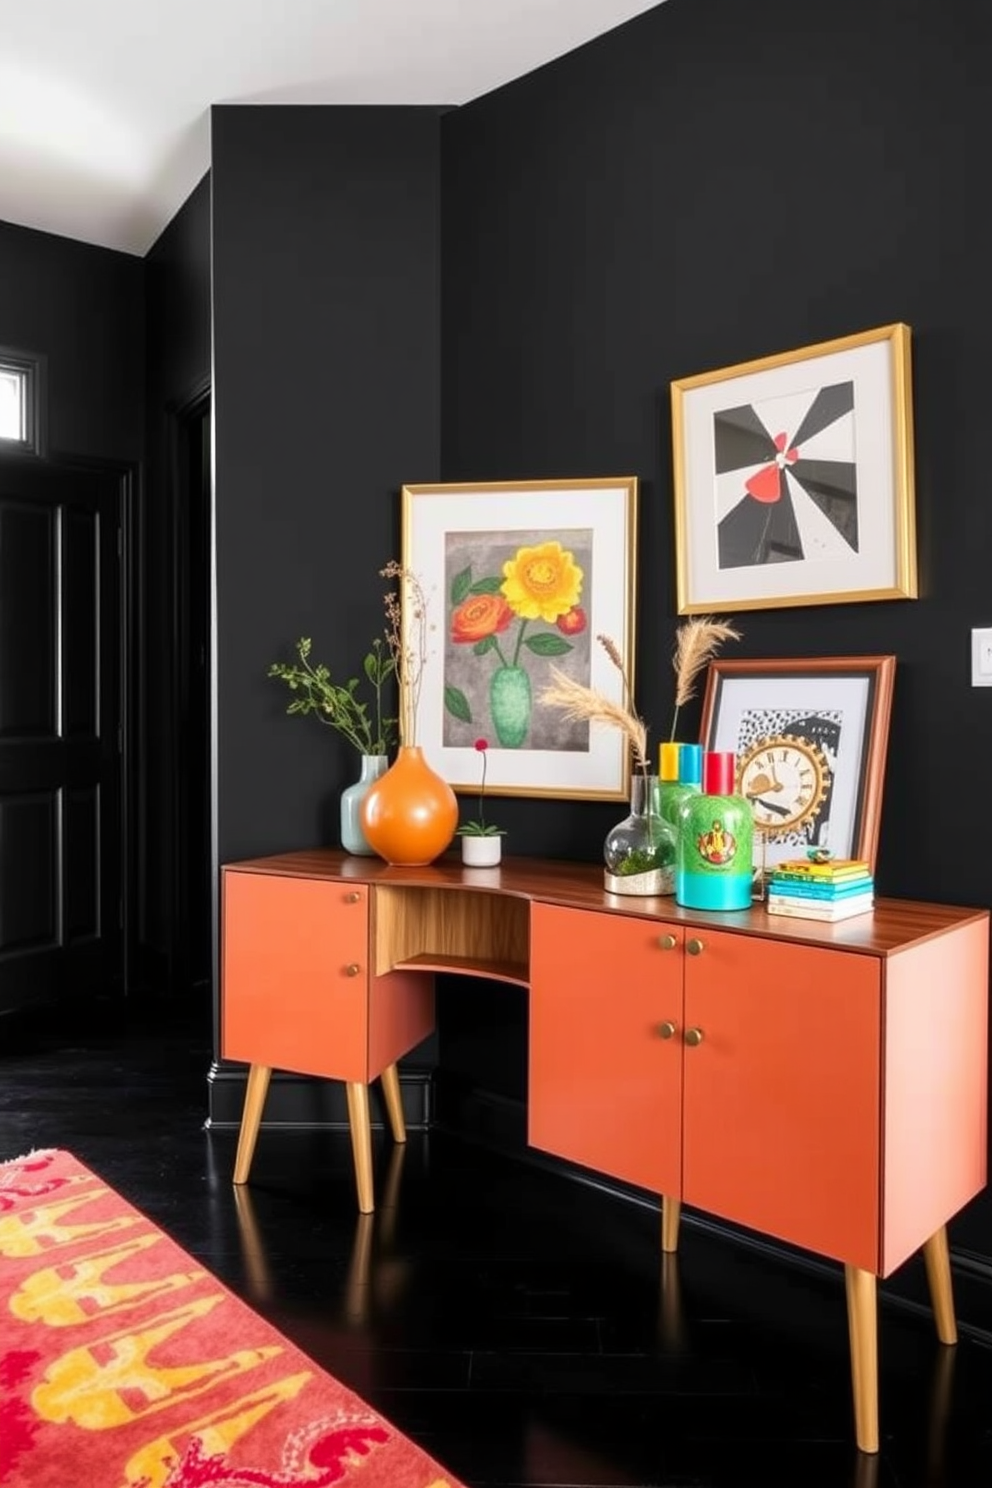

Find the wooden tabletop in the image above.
[{"left": 223, "top": 849, "right": 990, "bottom": 958}]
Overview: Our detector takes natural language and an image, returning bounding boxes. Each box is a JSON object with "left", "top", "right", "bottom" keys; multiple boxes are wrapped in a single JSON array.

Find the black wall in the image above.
[
  {"left": 0, "top": 220, "right": 143, "bottom": 463},
  {"left": 211, "top": 106, "right": 443, "bottom": 866},
  {"left": 443, "top": 0, "right": 992, "bottom": 894},
  {"left": 437, "top": 0, "right": 992, "bottom": 1266},
  {"left": 143, "top": 175, "right": 212, "bottom": 977}
]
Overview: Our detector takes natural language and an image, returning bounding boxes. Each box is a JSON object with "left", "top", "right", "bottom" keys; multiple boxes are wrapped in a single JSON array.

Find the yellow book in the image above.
[{"left": 775, "top": 857, "right": 870, "bottom": 880}]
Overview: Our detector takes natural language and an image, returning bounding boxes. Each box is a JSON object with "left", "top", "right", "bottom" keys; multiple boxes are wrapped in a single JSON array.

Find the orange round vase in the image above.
[{"left": 359, "top": 745, "right": 459, "bottom": 866}]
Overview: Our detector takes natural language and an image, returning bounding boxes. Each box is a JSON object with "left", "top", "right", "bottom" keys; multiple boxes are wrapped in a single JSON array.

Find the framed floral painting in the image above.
[{"left": 401, "top": 477, "right": 638, "bottom": 800}]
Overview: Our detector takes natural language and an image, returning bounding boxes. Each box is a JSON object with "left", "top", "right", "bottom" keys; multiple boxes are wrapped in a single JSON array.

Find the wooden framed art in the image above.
[
  {"left": 671, "top": 323, "right": 917, "bottom": 613},
  {"left": 698, "top": 655, "right": 896, "bottom": 873},
  {"left": 401, "top": 477, "right": 638, "bottom": 801}
]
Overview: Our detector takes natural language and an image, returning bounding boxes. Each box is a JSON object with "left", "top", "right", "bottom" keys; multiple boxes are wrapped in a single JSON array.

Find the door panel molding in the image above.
[{"left": 0, "top": 453, "right": 134, "bottom": 1014}]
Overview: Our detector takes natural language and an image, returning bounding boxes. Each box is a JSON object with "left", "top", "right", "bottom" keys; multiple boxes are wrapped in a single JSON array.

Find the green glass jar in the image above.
[{"left": 675, "top": 751, "right": 753, "bottom": 911}]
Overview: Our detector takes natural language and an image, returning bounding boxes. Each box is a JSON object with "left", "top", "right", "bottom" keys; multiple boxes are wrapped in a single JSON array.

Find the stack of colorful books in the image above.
[{"left": 766, "top": 857, "right": 874, "bottom": 922}]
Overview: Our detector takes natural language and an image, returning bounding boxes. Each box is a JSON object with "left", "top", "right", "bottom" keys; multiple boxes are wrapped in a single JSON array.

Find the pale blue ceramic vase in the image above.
[{"left": 340, "top": 754, "right": 389, "bottom": 855}]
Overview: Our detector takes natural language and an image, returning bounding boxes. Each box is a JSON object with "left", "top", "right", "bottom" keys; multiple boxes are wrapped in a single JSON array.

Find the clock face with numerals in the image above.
[{"left": 736, "top": 734, "right": 830, "bottom": 834}]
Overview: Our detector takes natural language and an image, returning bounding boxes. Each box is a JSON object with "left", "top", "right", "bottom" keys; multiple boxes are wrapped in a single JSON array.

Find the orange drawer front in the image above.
[
  {"left": 529, "top": 902, "right": 683, "bottom": 1196},
  {"left": 682, "top": 930, "right": 882, "bottom": 1270},
  {"left": 222, "top": 871, "right": 371, "bottom": 1083}
]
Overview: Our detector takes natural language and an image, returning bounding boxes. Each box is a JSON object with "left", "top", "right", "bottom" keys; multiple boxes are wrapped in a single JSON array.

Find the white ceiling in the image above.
[{"left": 0, "top": 0, "right": 662, "bottom": 257}]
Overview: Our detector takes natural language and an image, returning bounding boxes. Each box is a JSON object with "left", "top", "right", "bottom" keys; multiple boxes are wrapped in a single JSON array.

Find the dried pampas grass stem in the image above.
[
  {"left": 540, "top": 665, "right": 648, "bottom": 771},
  {"left": 670, "top": 617, "right": 742, "bottom": 739}
]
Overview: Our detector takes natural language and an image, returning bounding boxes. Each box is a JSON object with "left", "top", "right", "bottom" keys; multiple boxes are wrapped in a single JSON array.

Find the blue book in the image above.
[{"left": 768, "top": 874, "right": 874, "bottom": 900}]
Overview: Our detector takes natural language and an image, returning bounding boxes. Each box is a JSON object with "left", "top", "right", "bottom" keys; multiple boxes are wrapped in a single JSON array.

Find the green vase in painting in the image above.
[{"left": 490, "top": 665, "right": 531, "bottom": 748}]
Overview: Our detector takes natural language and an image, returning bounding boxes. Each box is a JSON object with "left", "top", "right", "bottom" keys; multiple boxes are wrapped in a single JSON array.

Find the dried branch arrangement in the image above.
[{"left": 381, "top": 560, "right": 431, "bottom": 747}]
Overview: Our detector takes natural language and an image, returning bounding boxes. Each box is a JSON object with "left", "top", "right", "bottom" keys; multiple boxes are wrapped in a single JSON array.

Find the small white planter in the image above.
[{"left": 460, "top": 835, "right": 503, "bottom": 867}]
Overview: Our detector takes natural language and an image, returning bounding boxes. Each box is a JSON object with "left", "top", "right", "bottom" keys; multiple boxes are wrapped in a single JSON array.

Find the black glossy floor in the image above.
[{"left": 2, "top": 1002, "right": 991, "bottom": 1488}]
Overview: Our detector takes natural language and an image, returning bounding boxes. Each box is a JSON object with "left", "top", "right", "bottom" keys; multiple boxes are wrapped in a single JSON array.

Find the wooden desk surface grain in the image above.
[{"left": 223, "top": 849, "right": 989, "bottom": 958}]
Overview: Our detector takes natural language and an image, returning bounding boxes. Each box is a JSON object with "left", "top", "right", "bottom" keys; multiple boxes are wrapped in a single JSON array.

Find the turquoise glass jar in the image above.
[{"left": 675, "top": 750, "right": 753, "bottom": 911}]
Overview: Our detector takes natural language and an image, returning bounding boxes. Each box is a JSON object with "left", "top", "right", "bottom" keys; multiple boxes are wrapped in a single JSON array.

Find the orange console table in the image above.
[{"left": 221, "top": 849, "right": 989, "bottom": 1454}]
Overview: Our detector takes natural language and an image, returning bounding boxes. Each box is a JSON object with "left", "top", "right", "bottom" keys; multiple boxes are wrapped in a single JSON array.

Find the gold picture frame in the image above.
[
  {"left": 671, "top": 323, "right": 917, "bottom": 614},
  {"left": 698, "top": 654, "right": 896, "bottom": 874},
  {"left": 402, "top": 477, "right": 638, "bottom": 801}
]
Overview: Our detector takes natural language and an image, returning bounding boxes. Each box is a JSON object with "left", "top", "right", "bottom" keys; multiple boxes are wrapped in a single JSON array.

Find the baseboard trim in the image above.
[
  {"left": 433, "top": 1077, "right": 992, "bottom": 1343},
  {"left": 205, "top": 1060, "right": 433, "bottom": 1130}
]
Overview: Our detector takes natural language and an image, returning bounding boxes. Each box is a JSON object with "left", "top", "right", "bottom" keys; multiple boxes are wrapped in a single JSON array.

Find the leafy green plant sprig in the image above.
[{"left": 267, "top": 637, "right": 398, "bottom": 756}]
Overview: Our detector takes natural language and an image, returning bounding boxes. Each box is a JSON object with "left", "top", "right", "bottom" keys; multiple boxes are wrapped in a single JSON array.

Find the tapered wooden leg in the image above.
[
  {"left": 922, "top": 1226, "right": 957, "bottom": 1344},
  {"left": 233, "top": 1064, "right": 272, "bottom": 1185},
  {"left": 345, "top": 1081, "right": 375, "bottom": 1214},
  {"left": 844, "top": 1264, "right": 879, "bottom": 1454},
  {"left": 661, "top": 1195, "right": 681, "bottom": 1253},
  {"left": 379, "top": 1063, "right": 407, "bottom": 1144}
]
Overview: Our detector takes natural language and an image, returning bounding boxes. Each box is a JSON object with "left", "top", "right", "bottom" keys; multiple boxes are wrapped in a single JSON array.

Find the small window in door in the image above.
[{"left": 0, "top": 347, "right": 46, "bottom": 455}]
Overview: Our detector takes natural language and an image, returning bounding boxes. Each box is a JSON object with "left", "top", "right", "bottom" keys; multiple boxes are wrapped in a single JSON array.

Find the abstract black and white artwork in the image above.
[
  {"left": 715, "top": 381, "right": 856, "bottom": 571},
  {"left": 671, "top": 325, "right": 917, "bottom": 613}
]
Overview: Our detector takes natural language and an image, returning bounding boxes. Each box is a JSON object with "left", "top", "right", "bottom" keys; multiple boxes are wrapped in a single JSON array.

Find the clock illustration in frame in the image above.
[
  {"left": 735, "top": 713, "right": 841, "bottom": 855},
  {"left": 738, "top": 734, "right": 829, "bottom": 833}
]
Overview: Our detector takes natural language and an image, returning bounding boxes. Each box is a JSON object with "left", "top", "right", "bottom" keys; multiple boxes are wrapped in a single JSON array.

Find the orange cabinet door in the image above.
[
  {"left": 681, "top": 929, "right": 881, "bottom": 1270},
  {"left": 529, "top": 903, "right": 683, "bottom": 1195},
  {"left": 222, "top": 870, "right": 371, "bottom": 1083}
]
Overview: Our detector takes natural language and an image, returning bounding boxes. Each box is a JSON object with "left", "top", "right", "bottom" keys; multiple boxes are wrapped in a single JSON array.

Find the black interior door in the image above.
[{"left": 0, "top": 457, "right": 123, "bottom": 1017}]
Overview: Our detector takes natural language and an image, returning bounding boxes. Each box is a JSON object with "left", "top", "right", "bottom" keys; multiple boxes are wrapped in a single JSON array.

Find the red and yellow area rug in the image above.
[{"left": 0, "top": 1149, "right": 464, "bottom": 1488}]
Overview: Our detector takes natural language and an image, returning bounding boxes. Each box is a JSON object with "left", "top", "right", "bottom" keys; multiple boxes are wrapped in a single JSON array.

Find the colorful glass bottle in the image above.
[
  {"left": 653, "top": 742, "right": 681, "bottom": 825},
  {"left": 653, "top": 741, "right": 703, "bottom": 828},
  {"left": 675, "top": 750, "right": 753, "bottom": 911}
]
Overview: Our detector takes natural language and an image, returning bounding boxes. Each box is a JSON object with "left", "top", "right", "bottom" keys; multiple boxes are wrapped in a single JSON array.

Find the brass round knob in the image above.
[
  {"left": 345, "top": 962, "right": 361, "bottom": 977},
  {"left": 685, "top": 1026, "right": 705, "bottom": 1047},
  {"left": 658, "top": 1020, "right": 677, "bottom": 1040},
  {"left": 686, "top": 938, "right": 704, "bottom": 956},
  {"left": 657, "top": 933, "right": 677, "bottom": 951},
  {"left": 346, "top": 892, "right": 362, "bottom": 903}
]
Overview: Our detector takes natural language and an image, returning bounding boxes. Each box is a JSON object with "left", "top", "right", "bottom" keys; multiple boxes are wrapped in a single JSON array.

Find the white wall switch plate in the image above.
[{"left": 972, "top": 628, "right": 992, "bottom": 686}]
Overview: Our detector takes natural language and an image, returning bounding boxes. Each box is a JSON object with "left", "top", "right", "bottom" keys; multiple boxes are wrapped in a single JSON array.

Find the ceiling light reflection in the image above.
[{"left": 0, "top": 56, "right": 146, "bottom": 183}]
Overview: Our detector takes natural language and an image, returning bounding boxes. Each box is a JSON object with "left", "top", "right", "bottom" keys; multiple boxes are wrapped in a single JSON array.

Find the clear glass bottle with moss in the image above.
[{"left": 604, "top": 770, "right": 677, "bottom": 896}]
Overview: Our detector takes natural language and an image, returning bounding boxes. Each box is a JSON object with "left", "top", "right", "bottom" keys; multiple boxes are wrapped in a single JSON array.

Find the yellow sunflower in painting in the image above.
[{"left": 500, "top": 541, "right": 583, "bottom": 623}]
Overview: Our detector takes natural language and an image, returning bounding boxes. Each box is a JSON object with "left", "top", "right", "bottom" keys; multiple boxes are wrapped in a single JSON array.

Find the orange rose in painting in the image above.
[
  {"left": 451, "top": 593, "right": 513, "bottom": 644},
  {"left": 556, "top": 606, "right": 587, "bottom": 636}
]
